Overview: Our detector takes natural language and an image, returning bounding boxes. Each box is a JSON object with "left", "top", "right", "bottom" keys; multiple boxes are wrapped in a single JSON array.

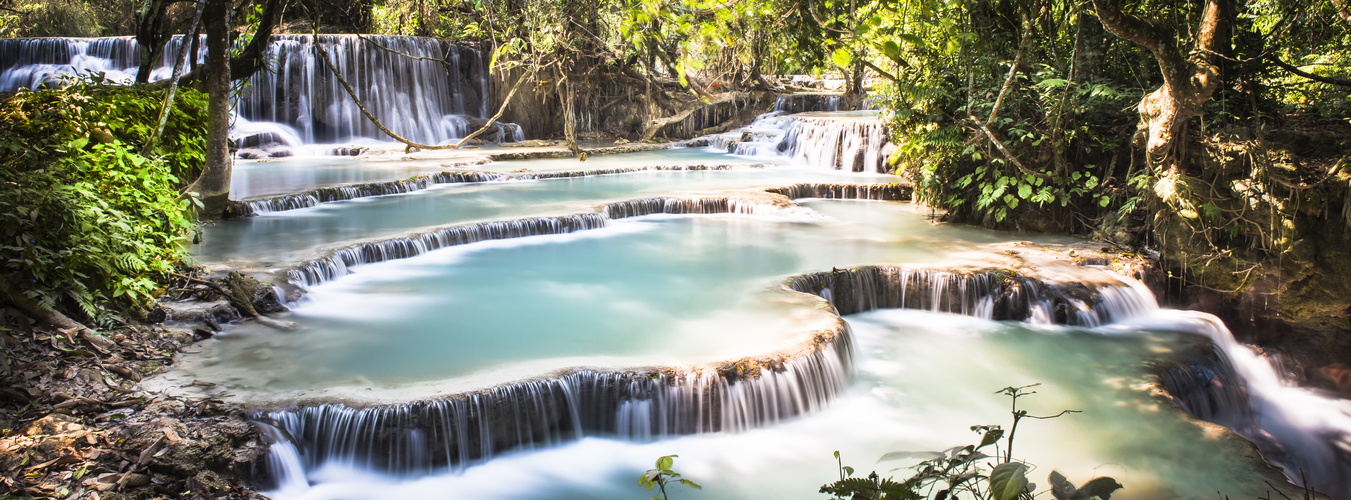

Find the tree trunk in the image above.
[
  {"left": 135, "top": 0, "right": 171, "bottom": 84},
  {"left": 1091, "top": 0, "right": 1226, "bottom": 169},
  {"left": 185, "top": 0, "right": 232, "bottom": 218}
]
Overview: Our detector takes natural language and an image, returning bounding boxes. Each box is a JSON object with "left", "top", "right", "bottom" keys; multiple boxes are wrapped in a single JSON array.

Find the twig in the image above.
[{"left": 968, "top": 111, "right": 1052, "bottom": 179}]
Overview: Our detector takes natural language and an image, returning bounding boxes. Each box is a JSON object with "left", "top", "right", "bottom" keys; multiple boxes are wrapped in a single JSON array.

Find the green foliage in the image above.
[
  {"left": 821, "top": 452, "right": 921, "bottom": 500},
  {"left": 0, "top": 75, "right": 205, "bottom": 324},
  {"left": 822, "top": 385, "right": 1117, "bottom": 500},
  {"left": 639, "top": 454, "right": 702, "bottom": 500}
]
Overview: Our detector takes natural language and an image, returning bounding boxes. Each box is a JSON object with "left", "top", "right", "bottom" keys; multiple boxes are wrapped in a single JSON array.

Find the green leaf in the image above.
[
  {"left": 977, "top": 428, "right": 1005, "bottom": 450},
  {"left": 990, "top": 463, "right": 1029, "bottom": 500},
  {"left": 1018, "top": 183, "right": 1032, "bottom": 199},
  {"left": 831, "top": 48, "right": 852, "bottom": 69},
  {"left": 656, "top": 455, "right": 675, "bottom": 471}
]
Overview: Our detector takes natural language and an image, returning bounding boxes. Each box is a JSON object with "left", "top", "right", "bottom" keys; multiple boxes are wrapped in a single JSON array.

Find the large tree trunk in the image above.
[
  {"left": 1091, "top": 0, "right": 1227, "bottom": 169},
  {"left": 185, "top": 0, "right": 232, "bottom": 218}
]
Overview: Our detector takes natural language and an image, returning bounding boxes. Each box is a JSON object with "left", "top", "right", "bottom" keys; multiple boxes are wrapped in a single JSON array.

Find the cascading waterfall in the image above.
[
  {"left": 0, "top": 35, "right": 521, "bottom": 153},
  {"left": 773, "top": 94, "right": 841, "bottom": 113},
  {"left": 252, "top": 264, "right": 1170, "bottom": 493},
  {"left": 1142, "top": 311, "right": 1351, "bottom": 498},
  {"left": 284, "top": 187, "right": 881, "bottom": 287},
  {"left": 787, "top": 265, "right": 1157, "bottom": 327},
  {"left": 252, "top": 332, "right": 855, "bottom": 487},
  {"left": 703, "top": 111, "right": 895, "bottom": 173},
  {"left": 796, "top": 264, "right": 1351, "bottom": 498},
  {"left": 240, "top": 163, "right": 771, "bottom": 215},
  {"left": 242, "top": 171, "right": 505, "bottom": 214},
  {"left": 288, "top": 214, "right": 609, "bottom": 286},
  {"left": 0, "top": 36, "right": 185, "bottom": 90},
  {"left": 236, "top": 35, "right": 491, "bottom": 146}
]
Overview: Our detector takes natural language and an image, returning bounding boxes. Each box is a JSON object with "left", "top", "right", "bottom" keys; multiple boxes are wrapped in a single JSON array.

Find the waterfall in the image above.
[
  {"left": 1145, "top": 311, "right": 1351, "bottom": 498},
  {"left": 252, "top": 264, "right": 1159, "bottom": 491},
  {"left": 787, "top": 265, "right": 1156, "bottom": 327},
  {"left": 703, "top": 112, "right": 895, "bottom": 173},
  {"left": 253, "top": 331, "right": 854, "bottom": 484},
  {"left": 241, "top": 171, "right": 504, "bottom": 214},
  {"left": 240, "top": 163, "right": 772, "bottom": 214},
  {"left": 794, "top": 264, "right": 1351, "bottom": 498},
  {"left": 0, "top": 35, "right": 519, "bottom": 151},
  {"left": 289, "top": 214, "right": 609, "bottom": 286},
  {"left": 236, "top": 35, "right": 490, "bottom": 146},
  {"left": 765, "top": 182, "right": 911, "bottom": 201},
  {"left": 284, "top": 186, "right": 904, "bottom": 287},
  {"left": 773, "top": 94, "right": 841, "bottom": 113}
]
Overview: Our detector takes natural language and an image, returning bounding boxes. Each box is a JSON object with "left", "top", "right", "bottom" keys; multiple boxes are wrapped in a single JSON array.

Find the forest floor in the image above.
[{"left": 0, "top": 302, "right": 266, "bottom": 499}]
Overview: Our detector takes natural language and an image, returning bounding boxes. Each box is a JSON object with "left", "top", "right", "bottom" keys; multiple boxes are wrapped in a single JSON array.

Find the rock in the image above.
[
  {"left": 331, "top": 146, "right": 367, "bottom": 156},
  {"left": 251, "top": 284, "right": 289, "bottom": 315},
  {"left": 161, "top": 299, "right": 237, "bottom": 324}
]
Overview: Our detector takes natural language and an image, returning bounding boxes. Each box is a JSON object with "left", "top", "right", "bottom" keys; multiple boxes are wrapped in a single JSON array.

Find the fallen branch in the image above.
[
  {"left": 309, "top": 28, "right": 521, "bottom": 152},
  {"left": 0, "top": 280, "right": 113, "bottom": 354},
  {"left": 452, "top": 71, "right": 528, "bottom": 149},
  {"left": 986, "top": 10, "right": 1034, "bottom": 127},
  {"left": 170, "top": 272, "right": 294, "bottom": 330},
  {"left": 639, "top": 91, "right": 747, "bottom": 142}
]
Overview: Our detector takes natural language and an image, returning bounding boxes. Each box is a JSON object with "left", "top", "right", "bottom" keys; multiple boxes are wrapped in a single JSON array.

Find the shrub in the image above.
[{"left": 0, "top": 76, "right": 206, "bottom": 324}]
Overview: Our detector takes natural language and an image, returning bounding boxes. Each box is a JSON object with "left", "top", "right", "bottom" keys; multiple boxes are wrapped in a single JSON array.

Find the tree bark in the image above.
[
  {"left": 142, "top": 0, "right": 204, "bottom": 156},
  {"left": 184, "top": 0, "right": 232, "bottom": 218},
  {"left": 1091, "top": 0, "right": 1226, "bottom": 168},
  {"left": 228, "top": 0, "right": 284, "bottom": 81},
  {"left": 135, "top": 0, "right": 172, "bottom": 84}
]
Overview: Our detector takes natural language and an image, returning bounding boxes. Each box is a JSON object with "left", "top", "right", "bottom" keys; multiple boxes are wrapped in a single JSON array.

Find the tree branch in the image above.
[
  {"left": 861, "top": 60, "right": 901, "bottom": 84},
  {"left": 1090, "top": 0, "right": 1188, "bottom": 88},
  {"left": 142, "top": 0, "right": 205, "bottom": 155},
  {"left": 640, "top": 92, "right": 747, "bottom": 142},
  {"left": 987, "top": 9, "right": 1033, "bottom": 127},
  {"left": 228, "top": 0, "right": 283, "bottom": 81},
  {"left": 1329, "top": 0, "right": 1351, "bottom": 26},
  {"left": 968, "top": 111, "right": 1052, "bottom": 179},
  {"left": 1271, "top": 56, "right": 1351, "bottom": 87},
  {"left": 453, "top": 72, "right": 528, "bottom": 148}
]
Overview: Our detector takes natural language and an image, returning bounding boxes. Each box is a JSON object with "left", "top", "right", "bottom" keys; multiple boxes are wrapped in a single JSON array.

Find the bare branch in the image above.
[
  {"left": 453, "top": 72, "right": 529, "bottom": 148},
  {"left": 1271, "top": 56, "right": 1351, "bottom": 87},
  {"left": 968, "top": 111, "right": 1053, "bottom": 180}
]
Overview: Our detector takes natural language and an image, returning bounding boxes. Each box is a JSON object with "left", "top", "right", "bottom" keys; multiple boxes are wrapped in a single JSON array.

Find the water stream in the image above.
[{"left": 13, "top": 35, "right": 1346, "bottom": 499}]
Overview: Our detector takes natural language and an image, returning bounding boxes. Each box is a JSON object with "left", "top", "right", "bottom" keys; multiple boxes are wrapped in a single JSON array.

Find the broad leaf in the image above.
[{"left": 989, "top": 462, "right": 1029, "bottom": 500}]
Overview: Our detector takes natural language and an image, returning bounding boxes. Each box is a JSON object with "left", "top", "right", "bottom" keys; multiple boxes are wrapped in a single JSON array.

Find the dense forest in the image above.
[{"left": 1, "top": 0, "right": 1350, "bottom": 498}]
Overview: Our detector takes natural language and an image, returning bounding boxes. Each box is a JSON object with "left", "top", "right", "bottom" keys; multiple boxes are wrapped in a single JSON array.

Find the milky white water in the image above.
[
  {"left": 262, "top": 310, "right": 1306, "bottom": 500},
  {"left": 173, "top": 200, "right": 1075, "bottom": 400},
  {"left": 194, "top": 160, "right": 890, "bottom": 266}
]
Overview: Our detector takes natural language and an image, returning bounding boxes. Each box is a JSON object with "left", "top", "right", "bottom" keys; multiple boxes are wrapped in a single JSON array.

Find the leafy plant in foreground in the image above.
[
  {"left": 639, "top": 454, "right": 702, "bottom": 500},
  {"left": 821, "top": 384, "right": 1121, "bottom": 500}
]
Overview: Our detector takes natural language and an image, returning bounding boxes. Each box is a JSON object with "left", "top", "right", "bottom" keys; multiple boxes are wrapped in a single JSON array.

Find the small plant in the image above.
[
  {"left": 639, "top": 454, "right": 702, "bottom": 500},
  {"left": 820, "top": 384, "right": 1121, "bottom": 500}
]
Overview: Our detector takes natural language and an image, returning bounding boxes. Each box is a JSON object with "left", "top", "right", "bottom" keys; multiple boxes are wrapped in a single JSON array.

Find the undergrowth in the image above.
[{"left": 0, "top": 75, "right": 207, "bottom": 325}]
